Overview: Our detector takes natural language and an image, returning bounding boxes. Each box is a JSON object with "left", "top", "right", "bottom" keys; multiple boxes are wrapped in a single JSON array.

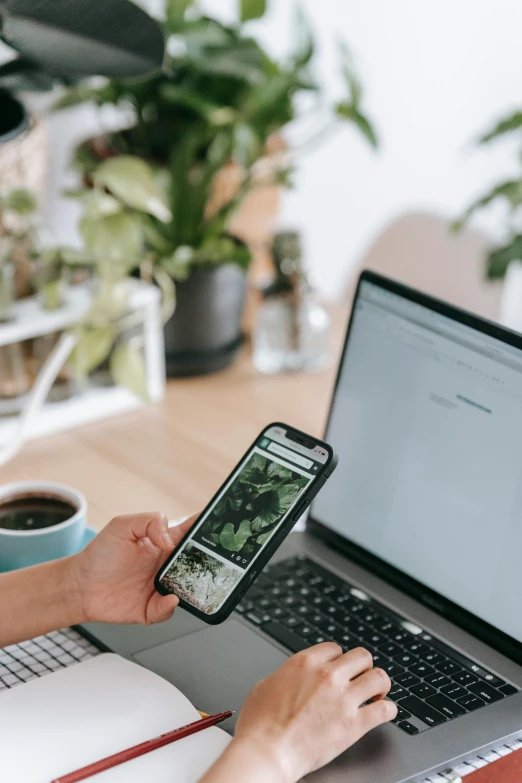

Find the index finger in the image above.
[{"left": 331, "top": 646, "right": 374, "bottom": 679}]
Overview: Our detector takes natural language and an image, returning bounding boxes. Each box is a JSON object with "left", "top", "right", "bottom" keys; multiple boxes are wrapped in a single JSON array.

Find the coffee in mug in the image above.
[
  {"left": 0, "top": 481, "right": 87, "bottom": 571},
  {"left": 0, "top": 493, "right": 77, "bottom": 531}
]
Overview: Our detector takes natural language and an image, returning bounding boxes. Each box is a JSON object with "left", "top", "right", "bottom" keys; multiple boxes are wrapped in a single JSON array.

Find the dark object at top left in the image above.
[{"left": 0, "top": 0, "right": 165, "bottom": 141}]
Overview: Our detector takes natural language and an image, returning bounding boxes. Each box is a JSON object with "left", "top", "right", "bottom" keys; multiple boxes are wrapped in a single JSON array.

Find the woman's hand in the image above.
[
  {"left": 200, "top": 643, "right": 396, "bottom": 783},
  {"left": 70, "top": 511, "right": 198, "bottom": 625}
]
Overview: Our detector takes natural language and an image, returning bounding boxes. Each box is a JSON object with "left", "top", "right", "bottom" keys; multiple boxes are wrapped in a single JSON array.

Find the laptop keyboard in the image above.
[
  {"left": 0, "top": 628, "right": 101, "bottom": 690},
  {"left": 238, "top": 556, "right": 519, "bottom": 735}
]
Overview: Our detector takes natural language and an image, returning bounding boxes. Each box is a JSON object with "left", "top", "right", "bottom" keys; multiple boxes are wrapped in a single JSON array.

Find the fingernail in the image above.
[{"left": 162, "top": 532, "right": 175, "bottom": 548}]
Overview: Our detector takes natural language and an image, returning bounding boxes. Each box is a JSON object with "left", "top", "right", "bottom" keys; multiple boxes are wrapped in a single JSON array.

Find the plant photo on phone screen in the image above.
[
  {"left": 160, "top": 451, "right": 311, "bottom": 613},
  {"left": 193, "top": 453, "right": 308, "bottom": 562}
]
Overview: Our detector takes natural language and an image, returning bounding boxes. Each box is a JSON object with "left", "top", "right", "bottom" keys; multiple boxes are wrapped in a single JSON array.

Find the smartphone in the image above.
[{"left": 155, "top": 422, "right": 337, "bottom": 624}]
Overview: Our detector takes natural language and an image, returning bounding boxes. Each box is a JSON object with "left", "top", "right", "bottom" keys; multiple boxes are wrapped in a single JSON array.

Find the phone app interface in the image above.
[{"left": 159, "top": 431, "right": 326, "bottom": 614}]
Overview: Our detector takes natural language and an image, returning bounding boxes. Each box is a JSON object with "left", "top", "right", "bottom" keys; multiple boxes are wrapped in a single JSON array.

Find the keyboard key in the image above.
[
  {"left": 409, "top": 662, "right": 435, "bottom": 678},
  {"left": 395, "top": 672, "right": 421, "bottom": 688},
  {"left": 271, "top": 606, "right": 288, "bottom": 620},
  {"left": 246, "top": 612, "right": 270, "bottom": 626},
  {"left": 391, "top": 631, "right": 412, "bottom": 644},
  {"left": 256, "top": 597, "right": 274, "bottom": 610},
  {"left": 456, "top": 694, "right": 485, "bottom": 711},
  {"left": 426, "top": 694, "right": 466, "bottom": 719},
  {"left": 366, "top": 632, "right": 385, "bottom": 647},
  {"left": 441, "top": 683, "right": 468, "bottom": 700},
  {"left": 398, "top": 696, "right": 447, "bottom": 727},
  {"left": 425, "top": 673, "right": 451, "bottom": 688},
  {"left": 373, "top": 619, "right": 398, "bottom": 634},
  {"left": 404, "top": 640, "right": 430, "bottom": 656},
  {"left": 500, "top": 684, "right": 518, "bottom": 696},
  {"left": 280, "top": 615, "right": 301, "bottom": 629},
  {"left": 480, "top": 672, "right": 505, "bottom": 688},
  {"left": 467, "top": 682, "right": 504, "bottom": 704},
  {"left": 380, "top": 642, "right": 402, "bottom": 657},
  {"left": 381, "top": 661, "right": 405, "bottom": 677},
  {"left": 393, "top": 652, "right": 418, "bottom": 667},
  {"left": 397, "top": 720, "right": 419, "bottom": 735},
  {"left": 410, "top": 683, "right": 436, "bottom": 699},
  {"left": 421, "top": 651, "right": 445, "bottom": 666},
  {"left": 312, "top": 635, "right": 332, "bottom": 645},
  {"left": 262, "top": 622, "right": 310, "bottom": 653},
  {"left": 388, "top": 685, "right": 408, "bottom": 701},
  {"left": 392, "top": 705, "right": 412, "bottom": 722},
  {"left": 334, "top": 633, "right": 357, "bottom": 649},
  {"left": 299, "top": 625, "right": 316, "bottom": 638},
  {"left": 437, "top": 660, "right": 459, "bottom": 676},
  {"left": 452, "top": 671, "right": 478, "bottom": 687}
]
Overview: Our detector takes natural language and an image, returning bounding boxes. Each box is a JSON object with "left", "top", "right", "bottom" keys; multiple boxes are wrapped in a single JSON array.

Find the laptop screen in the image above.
[{"left": 313, "top": 276, "right": 522, "bottom": 647}]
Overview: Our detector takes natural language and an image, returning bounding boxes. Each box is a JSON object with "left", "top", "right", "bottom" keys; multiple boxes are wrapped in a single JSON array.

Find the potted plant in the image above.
[
  {"left": 57, "top": 0, "right": 377, "bottom": 376},
  {"left": 455, "top": 111, "right": 522, "bottom": 279}
]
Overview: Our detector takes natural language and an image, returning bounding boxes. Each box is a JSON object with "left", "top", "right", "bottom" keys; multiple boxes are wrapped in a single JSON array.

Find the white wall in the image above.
[{"left": 43, "top": 0, "right": 522, "bottom": 298}]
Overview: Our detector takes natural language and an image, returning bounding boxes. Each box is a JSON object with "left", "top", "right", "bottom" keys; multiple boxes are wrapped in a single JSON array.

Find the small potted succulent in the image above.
[{"left": 57, "top": 0, "right": 377, "bottom": 376}]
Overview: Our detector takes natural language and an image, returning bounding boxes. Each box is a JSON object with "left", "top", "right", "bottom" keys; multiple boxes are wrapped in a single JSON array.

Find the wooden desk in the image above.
[{"left": 0, "top": 306, "right": 349, "bottom": 530}]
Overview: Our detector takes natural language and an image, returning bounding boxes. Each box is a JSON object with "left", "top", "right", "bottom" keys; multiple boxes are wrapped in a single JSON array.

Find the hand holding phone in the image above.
[{"left": 155, "top": 423, "right": 337, "bottom": 623}]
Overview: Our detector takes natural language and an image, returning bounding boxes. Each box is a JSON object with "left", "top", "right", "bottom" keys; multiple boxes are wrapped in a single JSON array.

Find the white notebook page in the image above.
[{"left": 0, "top": 653, "right": 231, "bottom": 783}]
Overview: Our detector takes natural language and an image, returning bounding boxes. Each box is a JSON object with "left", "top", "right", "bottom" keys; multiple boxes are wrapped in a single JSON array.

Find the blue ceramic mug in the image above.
[{"left": 0, "top": 481, "right": 87, "bottom": 571}]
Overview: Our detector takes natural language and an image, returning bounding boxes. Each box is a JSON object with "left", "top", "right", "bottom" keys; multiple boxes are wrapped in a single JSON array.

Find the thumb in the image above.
[
  {"left": 167, "top": 511, "right": 200, "bottom": 548},
  {"left": 146, "top": 591, "right": 179, "bottom": 625}
]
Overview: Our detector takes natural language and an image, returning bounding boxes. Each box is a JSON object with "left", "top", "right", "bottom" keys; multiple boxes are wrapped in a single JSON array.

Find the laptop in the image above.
[{"left": 4, "top": 270, "right": 522, "bottom": 782}]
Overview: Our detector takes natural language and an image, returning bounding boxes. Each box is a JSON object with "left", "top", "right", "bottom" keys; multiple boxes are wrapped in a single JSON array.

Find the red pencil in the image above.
[{"left": 51, "top": 710, "right": 234, "bottom": 783}]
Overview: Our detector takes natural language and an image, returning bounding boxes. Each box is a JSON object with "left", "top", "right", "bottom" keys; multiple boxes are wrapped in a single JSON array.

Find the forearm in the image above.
[
  {"left": 0, "top": 556, "right": 86, "bottom": 646},
  {"left": 199, "top": 738, "right": 292, "bottom": 783}
]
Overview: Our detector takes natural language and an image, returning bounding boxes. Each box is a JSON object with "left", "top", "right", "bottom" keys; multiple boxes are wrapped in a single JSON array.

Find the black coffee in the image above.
[{"left": 0, "top": 494, "right": 77, "bottom": 531}]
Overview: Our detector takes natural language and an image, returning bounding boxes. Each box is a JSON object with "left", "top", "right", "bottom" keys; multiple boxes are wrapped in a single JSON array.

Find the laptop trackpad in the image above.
[{"left": 133, "top": 620, "right": 288, "bottom": 731}]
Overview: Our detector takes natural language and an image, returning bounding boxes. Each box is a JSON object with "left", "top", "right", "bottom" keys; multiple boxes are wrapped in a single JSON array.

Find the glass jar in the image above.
[{"left": 253, "top": 292, "right": 331, "bottom": 374}]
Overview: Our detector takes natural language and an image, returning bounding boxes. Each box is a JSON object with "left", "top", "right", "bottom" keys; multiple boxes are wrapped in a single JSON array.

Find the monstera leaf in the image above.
[
  {"left": 0, "top": 0, "right": 165, "bottom": 78},
  {"left": 251, "top": 481, "right": 307, "bottom": 532},
  {"left": 219, "top": 520, "right": 252, "bottom": 552}
]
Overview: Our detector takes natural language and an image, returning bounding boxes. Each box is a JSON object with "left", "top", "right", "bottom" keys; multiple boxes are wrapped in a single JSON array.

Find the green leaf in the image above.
[
  {"left": 82, "top": 190, "right": 123, "bottom": 220},
  {"left": 453, "top": 180, "right": 522, "bottom": 232},
  {"left": 53, "top": 83, "right": 106, "bottom": 110},
  {"left": 335, "top": 103, "right": 378, "bottom": 148},
  {"left": 69, "top": 326, "right": 115, "bottom": 379},
  {"left": 291, "top": 6, "right": 314, "bottom": 68},
  {"left": 256, "top": 530, "right": 273, "bottom": 546},
  {"left": 338, "top": 40, "right": 361, "bottom": 109},
  {"left": 165, "top": 0, "right": 193, "bottom": 27},
  {"left": 239, "top": 0, "right": 267, "bottom": 23},
  {"left": 110, "top": 343, "right": 149, "bottom": 399},
  {"left": 486, "top": 236, "right": 522, "bottom": 280},
  {"left": 79, "top": 210, "right": 144, "bottom": 270},
  {"left": 0, "top": 57, "right": 54, "bottom": 92},
  {"left": 93, "top": 156, "right": 172, "bottom": 222},
  {"left": 40, "top": 279, "right": 64, "bottom": 311},
  {"left": 1, "top": 188, "right": 38, "bottom": 215},
  {"left": 479, "top": 112, "right": 522, "bottom": 144},
  {"left": 0, "top": 0, "right": 165, "bottom": 79},
  {"left": 219, "top": 520, "right": 252, "bottom": 551}
]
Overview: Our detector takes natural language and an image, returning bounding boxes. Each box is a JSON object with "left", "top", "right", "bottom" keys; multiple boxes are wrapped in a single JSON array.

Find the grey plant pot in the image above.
[{"left": 164, "top": 264, "right": 247, "bottom": 377}]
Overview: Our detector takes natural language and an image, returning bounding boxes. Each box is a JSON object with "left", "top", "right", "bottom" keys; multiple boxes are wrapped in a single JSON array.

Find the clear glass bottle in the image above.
[{"left": 252, "top": 231, "right": 331, "bottom": 374}]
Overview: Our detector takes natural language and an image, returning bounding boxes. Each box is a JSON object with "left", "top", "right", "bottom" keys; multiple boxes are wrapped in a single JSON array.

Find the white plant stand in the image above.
[{"left": 0, "top": 280, "right": 166, "bottom": 445}]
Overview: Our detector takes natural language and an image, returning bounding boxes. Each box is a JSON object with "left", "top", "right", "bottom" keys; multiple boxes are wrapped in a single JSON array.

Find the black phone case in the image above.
[{"left": 154, "top": 421, "right": 338, "bottom": 625}]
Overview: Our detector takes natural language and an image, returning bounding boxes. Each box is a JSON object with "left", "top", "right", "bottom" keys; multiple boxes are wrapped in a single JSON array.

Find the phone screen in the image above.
[{"left": 157, "top": 426, "right": 329, "bottom": 615}]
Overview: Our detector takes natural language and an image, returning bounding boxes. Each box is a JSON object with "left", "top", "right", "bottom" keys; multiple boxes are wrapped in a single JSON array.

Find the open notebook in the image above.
[{"left": 0, "top": 653, "right": 231, "bottom": 783}]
